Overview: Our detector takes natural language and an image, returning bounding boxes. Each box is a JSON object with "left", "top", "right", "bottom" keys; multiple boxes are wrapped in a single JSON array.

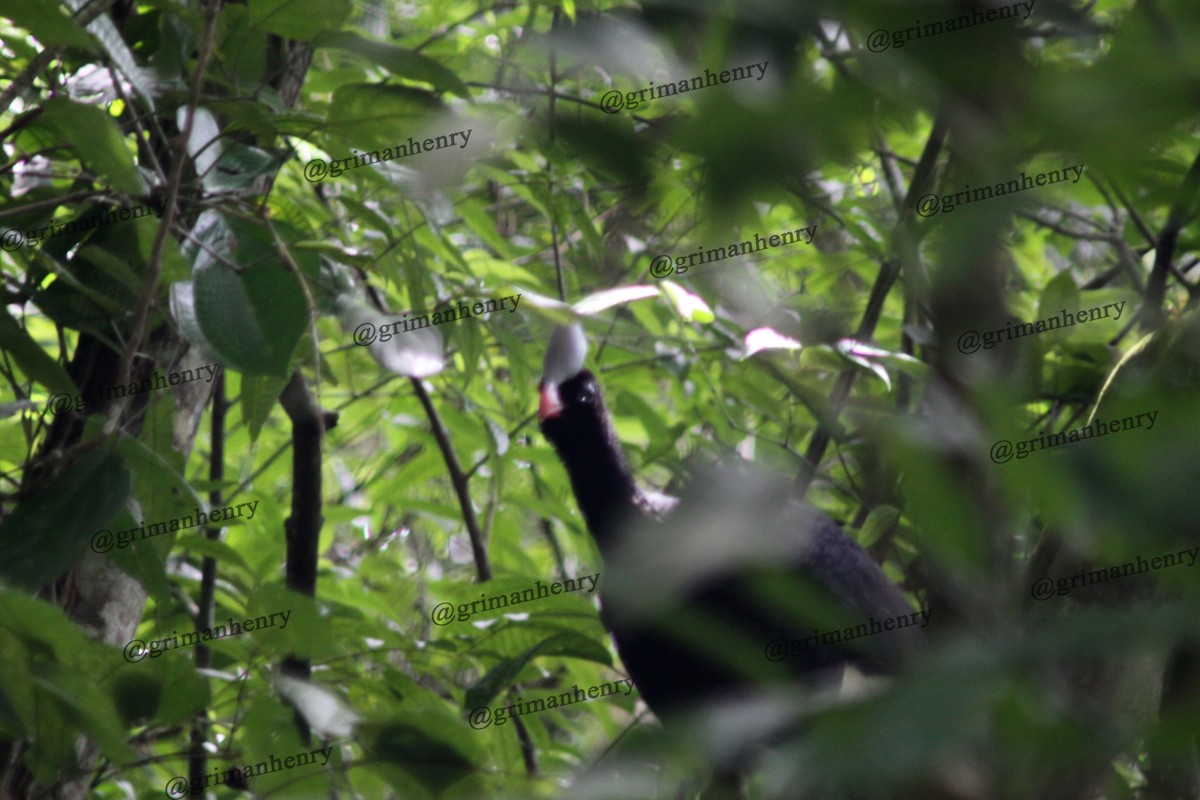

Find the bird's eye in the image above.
[{"left": 577, "top": 382, "right": 596, "bottom": 404}]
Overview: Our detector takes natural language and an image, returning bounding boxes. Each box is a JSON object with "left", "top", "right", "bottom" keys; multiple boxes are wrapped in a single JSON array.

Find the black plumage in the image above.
[{"left": 538, "top": 325, "right": 923, "bottom": 719}]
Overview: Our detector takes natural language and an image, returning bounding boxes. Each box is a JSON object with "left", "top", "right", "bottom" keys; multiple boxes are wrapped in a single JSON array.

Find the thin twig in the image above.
[
  {"left": 103, "top": 0, "right": 222, "bottom": 436},
  {"left": 0, "top": 0, "right": 120, "bottom": 117},
  {"left": 795, "top": 107, "right": 949, "bottom": 494},
  {"left": 188, "top": 369, "right": 225, "bottom": 792},
  {"left": 410, "top": 377, "right": 491, "bottom": 581},
  {"left": 1142, "top": 147, "right": 1200, "bottom": 330}
]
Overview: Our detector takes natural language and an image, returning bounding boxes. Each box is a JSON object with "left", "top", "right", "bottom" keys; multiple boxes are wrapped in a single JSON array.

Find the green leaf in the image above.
[
  {"left": 315, "top": 31, "right": 471, "bottom": 98},
  {"left": 93, "top": 419, "right": 205, "bottom": 545},
  {"left": 241, "top": 372, "right": 288, "bottom": 443},
  {"left": 0, "top": 592, "right": 138, "bottom": 768},
  {"left": 206, "top": 143, "right": 285, "bottom": 192},
  {"left": 0, "top": 446, "right": 131, "bottom": 592},
  {"left": 326, "top": 83, "right": 444, "bottom": 145},
  {"left": 173, "top": 533, "right": 253, "bottom": 573},
  {"left": 1037, "top": 271, "right": 1081, "bottom": 344},
  {"left": 360, "top": 712, "right": 483, "bottom": 797},
  {"left": 77, "top": 6, "right": 157, "bottom": 110},
  {"left": 31, "top": 98, "right": 143, "bottom": 194},
  {"left": 857, "top": 504, "right": 901, "bottom": 549},
  {"left": 150, "top": 658, "right": 211, "bottom": 725},
  {"left": 0, "top": 308, "right": 75, "bottom": 396},
  {"left": 104, "top": 506, "right": 173, "bottom": 603},
  {"left": 247, "top": 0, "right": 351, "bottom": 40},
  {"left": 0, "top": 0, "right": 94, "bottom": 49},
  {"left": 189, "top": 211, "right": 312, "bottom": 376},
  {"left": 109, "top": 670, "right": 162, "bottom": 726},
  {"left": 464, "top": 632, "right": 613, "bottom": 711},
  {"left": 35, "top": 664, "right": 138, "bottom": 766}
]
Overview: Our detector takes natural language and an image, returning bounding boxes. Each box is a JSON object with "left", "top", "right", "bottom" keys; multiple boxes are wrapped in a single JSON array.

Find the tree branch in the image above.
[
  {"left": 410, "top": 377, "right": 491, "bottom": 581},
  {"left": 278, "top": 370, "right": 326, "bottom": 743},
  {"left": 1142, "top": 147, "right": 1200, "bottom": 330},
  {"left": 187, "top": 369, "right": 225, "bottom": 793},
  {"left": 795, "top": 108, "right": 949, "bottom": 494}
]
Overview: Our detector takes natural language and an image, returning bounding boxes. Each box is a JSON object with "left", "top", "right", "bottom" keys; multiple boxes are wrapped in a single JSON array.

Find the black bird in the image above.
[{"left": 537, "top": 324, "right": 924, "bottom": 721}]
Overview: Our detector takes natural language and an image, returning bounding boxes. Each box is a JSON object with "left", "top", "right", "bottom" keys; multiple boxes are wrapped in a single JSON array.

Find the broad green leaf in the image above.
[
  {"left": 315, "top": 31, "right": 471, "bottom": 98},
  {"left": 168, "top": 281, "right": 223, "bottom": 363},
  {"left": 0, "top": 593, "right": 137, "bottom": 765},
  {"left": 1038, "top": 270, "right": 1082, "bottom": 344},
  {"left": 326, "top": 84, "right": 443, "bottom": 145},
  {"left": 857, "top": 504, "right": 901, "bottom": 549},
  {"left": 31, "top": 98, "right": 143, "bottom": 194},
  {"left": 0, "top": 447, "right": 131, "bottom": 592},
  {"left": 91, "top": 419, "right": 205, "bottom": 540},
  {"left": 190, "top": 213, "right": 312, "bottom": 376},
  {"left": 0, "top": 0, "right": 93, "bottom": 48},
  {"left": 33, "top": 664, "right": 138, "bottom": 767},
  {"left": 464, "top": 632, "right": 613, "bottom": 711},
  {"left": 247, "top": 0, "right": 351, "bottom": 40},
  {"left": 241, "top": 371, "right": 288, "bottom": 443},
  {"left": 105, "top": 505, "right": 173, "bottom": 603},
  {"left": 359, "top": 712, "right": 483, "bottom": 797},
  {"left": 173, "top": 533, "right": 253, "bottom": 573}
]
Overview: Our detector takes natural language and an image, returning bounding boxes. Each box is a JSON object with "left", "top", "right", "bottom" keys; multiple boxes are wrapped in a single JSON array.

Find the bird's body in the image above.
[{"left": 538, "top": 326, "right": 922, "bottom": 720}]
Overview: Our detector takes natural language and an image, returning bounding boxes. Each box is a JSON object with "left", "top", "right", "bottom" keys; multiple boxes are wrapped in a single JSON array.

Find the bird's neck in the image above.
[{"left": 549, "top": 417, "right": 641, "bottom": 557}]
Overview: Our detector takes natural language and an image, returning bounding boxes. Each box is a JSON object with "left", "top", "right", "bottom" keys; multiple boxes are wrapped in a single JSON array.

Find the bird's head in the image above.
[
  {"left": 537, "top": 324, "right": 601, "bottom": 432},
  {"left": 537, "top": 324, "right": 639, "bottom": 543}
]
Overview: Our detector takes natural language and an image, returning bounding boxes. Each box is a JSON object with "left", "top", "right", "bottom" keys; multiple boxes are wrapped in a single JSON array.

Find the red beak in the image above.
[{"left": 538, "top": 382, "right": 563, "bottom": 421}]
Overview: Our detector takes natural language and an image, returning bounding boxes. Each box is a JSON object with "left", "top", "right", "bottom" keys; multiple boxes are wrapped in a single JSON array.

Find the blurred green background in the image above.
[{"left": 0, "top": 0, "right": 1198, "bottom": 798}]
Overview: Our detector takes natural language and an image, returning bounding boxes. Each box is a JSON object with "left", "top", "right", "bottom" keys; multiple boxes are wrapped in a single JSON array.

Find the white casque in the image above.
[{"left": 542, "top": 323, "right": 588, "bottom": 385}]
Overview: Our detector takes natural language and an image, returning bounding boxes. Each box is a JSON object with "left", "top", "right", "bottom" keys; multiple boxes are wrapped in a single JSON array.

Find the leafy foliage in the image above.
[{"left": 1, "top": 0, "right": 1199, "bottom": 798}]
